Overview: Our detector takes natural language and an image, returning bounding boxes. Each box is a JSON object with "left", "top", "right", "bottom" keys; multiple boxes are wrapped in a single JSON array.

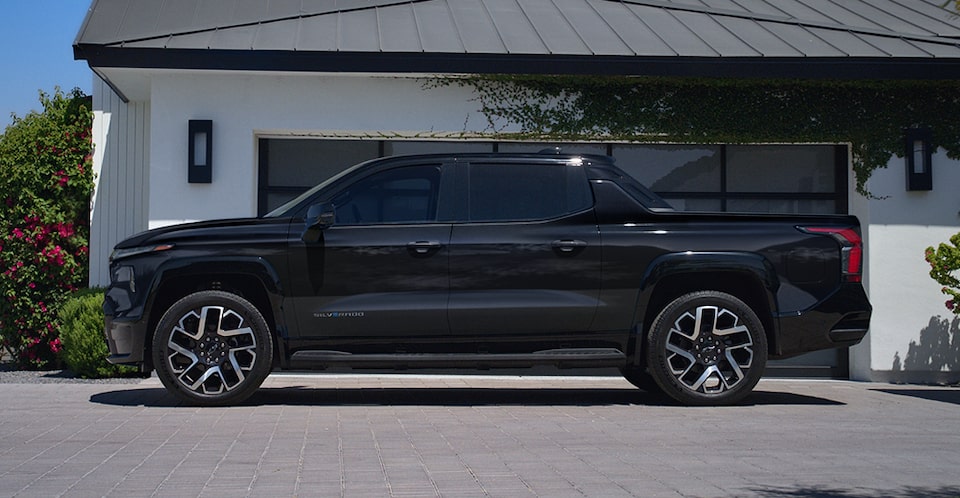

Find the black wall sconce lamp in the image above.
[
  {"left": 905, "top": 127, "right": 932, "bottom": 191},
  {"left": 188, "top": 120, "right": 212, "bottom": 183}
]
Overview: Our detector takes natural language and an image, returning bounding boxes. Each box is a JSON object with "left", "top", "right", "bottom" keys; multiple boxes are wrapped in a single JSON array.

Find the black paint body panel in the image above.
[{"left": 103, "top": 153, "right": 871, "bottom": 371}]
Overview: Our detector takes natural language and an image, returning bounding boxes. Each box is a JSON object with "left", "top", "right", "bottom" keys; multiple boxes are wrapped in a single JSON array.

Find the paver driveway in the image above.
[{"left": 0, "top": 374, "right": 958, "bottom": 497}]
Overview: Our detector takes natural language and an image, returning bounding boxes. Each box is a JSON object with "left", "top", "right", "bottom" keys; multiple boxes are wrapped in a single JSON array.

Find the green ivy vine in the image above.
[{"left": 436, "top": 75, "right": 960, "bottom": 196}]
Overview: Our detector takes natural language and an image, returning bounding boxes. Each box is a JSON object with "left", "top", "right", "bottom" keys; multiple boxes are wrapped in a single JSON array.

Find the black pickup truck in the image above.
[{"left": 104, "top": 151, "right": 871, "bottom": 406}]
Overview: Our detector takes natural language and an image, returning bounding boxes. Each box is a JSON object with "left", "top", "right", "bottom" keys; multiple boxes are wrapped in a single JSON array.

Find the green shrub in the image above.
[{"left": 58, "top": 289, "right": 135, "bottom": 378}]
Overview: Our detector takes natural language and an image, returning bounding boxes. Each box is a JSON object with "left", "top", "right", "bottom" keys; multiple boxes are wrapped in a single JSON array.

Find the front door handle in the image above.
[
  {"left": 407, "top": 241, "right": 442, "bottom": 255},
  {"left": 551, "top": 239, "right": 588, "bottom": 253}
]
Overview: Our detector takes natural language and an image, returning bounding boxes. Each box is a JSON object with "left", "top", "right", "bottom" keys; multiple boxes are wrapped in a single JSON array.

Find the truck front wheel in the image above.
[
  {"left": 645, "top": 291, "right": 767, "bottom": 406},
  {"left": 152, "top": 290, "right": 273, "bottom": 406}
]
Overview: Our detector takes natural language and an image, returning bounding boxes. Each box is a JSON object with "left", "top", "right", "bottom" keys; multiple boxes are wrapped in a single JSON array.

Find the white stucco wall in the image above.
[
  {"left": 850, "top": 148, "right": 960, "bottom": 383},
  {"left": 147, "top": 72, "right": 495, "bottom": 228}
]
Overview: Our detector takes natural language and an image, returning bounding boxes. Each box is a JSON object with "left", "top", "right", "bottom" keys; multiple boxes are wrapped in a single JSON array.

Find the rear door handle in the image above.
[
  {"left": 551, "top": 239, "right": 588, "bottom": 253},
  {"left": 407, "top": 241, "right": 442, "bottom": 255}
]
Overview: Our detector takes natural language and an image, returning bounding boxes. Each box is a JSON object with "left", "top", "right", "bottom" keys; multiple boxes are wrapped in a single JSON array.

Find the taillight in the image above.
[{"left": 799, "top": 226, "right": 863, "bottom": 283}]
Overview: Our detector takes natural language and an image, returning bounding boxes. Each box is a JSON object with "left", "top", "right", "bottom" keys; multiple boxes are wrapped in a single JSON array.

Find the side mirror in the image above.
[{"left": 302, "top": 203, "right": 335, "bottom": 243}]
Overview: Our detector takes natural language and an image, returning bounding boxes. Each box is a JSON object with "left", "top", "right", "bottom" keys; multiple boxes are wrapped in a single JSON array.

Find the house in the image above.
[{"left": 74, "top": 0, "right": 960, "bottom": 383}]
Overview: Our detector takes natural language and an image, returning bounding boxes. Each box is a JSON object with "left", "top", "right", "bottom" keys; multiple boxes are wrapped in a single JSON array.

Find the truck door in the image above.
[{"left": 291, "top": 163, "right": 451, "bottom": 339}]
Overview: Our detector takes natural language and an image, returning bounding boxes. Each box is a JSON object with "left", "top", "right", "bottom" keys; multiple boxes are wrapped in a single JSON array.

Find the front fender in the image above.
[
  {"left": 146, "top": 256, "right": 284, "bottom": 299},
  {"left": 140, "top": 256, "right": 285, "bottom": 325}
]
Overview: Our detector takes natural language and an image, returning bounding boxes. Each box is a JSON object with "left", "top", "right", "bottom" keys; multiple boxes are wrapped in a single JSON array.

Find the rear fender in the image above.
[{"left": 631, "top": 252, "right": 781, "bottom": 363}]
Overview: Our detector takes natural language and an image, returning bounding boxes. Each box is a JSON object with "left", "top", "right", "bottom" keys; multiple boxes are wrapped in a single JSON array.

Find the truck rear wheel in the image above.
[
  {"left": 152, "top": 290, "right": 273, "bottom": 406},
  {"left": 645, "top": 291, "right": 767, "bottom": 406}
]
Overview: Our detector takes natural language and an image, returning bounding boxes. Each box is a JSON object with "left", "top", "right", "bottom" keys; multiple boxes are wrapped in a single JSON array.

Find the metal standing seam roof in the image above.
[{"left": 74, "top": 0, "right": 960, "bottom": 79}]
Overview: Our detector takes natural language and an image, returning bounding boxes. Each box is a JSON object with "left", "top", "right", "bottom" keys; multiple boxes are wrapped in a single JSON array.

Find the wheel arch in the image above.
[
  {"left": 142, "top": 257, "right": 286, "bottom": 371},
  {"left": 632, "top": 252, "right": 781, "bottom": 362}
]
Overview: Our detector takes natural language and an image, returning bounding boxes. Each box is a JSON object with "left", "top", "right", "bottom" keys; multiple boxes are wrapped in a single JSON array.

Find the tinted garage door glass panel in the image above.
[
  {"left": 262, "top": 139, "right": 845, "bottom": 216},
  {"left": 727, "top": 199, "right": 836, "bottom": 215},
  {"left": 612, "top": 144, "right": 722, "bottom": 193},
  {"left": 467, "top": 163, "right": 592, "bottom": 222},
  {"left": 667, "top": 198, "right": 724, "bottom": 211},
  {"left": 267, "top": 139, "right": 379, "bottom": 188},
  {"left": 727, "top": 145, "right": 836, "bottom": 193},
  {"left": 498, "top": 142, "right": 607, "bottom": 155},
  {"left": 385, "top": 141, "right": 494, "bottom": 155},
  {"left": 611, "top": 143, "right": 845, "bottom": 217},
  {"left": 260, "top": 139, "right": 380, "bottom": 213}
]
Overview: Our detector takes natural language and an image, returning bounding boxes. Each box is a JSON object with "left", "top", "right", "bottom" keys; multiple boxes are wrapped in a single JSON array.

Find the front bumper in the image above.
[
  {"left": 774, "top": 283, "right": 872, "bottom": 359},
  {"left": 103, "top": 314, "right": 148, "bottom": 364},
  {"left": 103, "top": 260, "right": 152, "bottom": 365}
]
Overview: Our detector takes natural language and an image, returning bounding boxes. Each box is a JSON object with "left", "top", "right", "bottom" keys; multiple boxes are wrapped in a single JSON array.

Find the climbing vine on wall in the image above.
[{"left": 435, "top": 75, "right": 960, "bottom": 196}]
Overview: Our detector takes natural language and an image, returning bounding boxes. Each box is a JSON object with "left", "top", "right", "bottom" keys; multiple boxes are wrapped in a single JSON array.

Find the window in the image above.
[
  {"left": 259, "top": 139, "right": 847, "bottom": 217},
  {"left": 332, "top": 166, "right": 441, "bottom": 225},
  {"left": 612, "top": 145, "right": 723, "bottom": 192},
  {"left": 613, "top": 144, "right": 847, "bottom": 214},
  {"left": 467, "top": 163, "right": 592, "bottom": 222}
]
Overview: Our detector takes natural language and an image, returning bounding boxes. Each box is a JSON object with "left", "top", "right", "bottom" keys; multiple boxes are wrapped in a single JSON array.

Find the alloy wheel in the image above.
[
  {"left": 165, "top": 305, "right": 259, "bottom": 395},
  {"left": 664, "top": 304, "right": 754, "bottom": 394}
]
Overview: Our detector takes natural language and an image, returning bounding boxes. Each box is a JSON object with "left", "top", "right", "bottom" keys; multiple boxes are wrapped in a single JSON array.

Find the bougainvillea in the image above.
[
  {"left": 0, "top": 88, "right": 93, "bottom": 368},
  {"left": 926, "top": 232, "right": 960, "bottom": 317}
]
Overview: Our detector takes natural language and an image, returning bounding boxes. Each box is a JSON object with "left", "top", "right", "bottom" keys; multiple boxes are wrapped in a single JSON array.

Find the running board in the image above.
[{"left": 289, "top": 348, "right": 626, "bottom": 370}]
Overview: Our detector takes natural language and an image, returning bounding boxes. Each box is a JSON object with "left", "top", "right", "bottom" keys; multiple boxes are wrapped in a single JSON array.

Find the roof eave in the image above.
[{"left": 73, "top": 44, "right": 960, "bottom": 81}]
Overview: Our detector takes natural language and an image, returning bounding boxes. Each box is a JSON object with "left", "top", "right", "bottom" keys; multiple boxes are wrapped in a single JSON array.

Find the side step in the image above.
[{"left": 289, "top": 348, "right": 626, "bottom": 370}]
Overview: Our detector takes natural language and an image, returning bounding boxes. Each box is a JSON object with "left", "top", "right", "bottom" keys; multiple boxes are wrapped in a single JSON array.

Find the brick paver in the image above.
[{"left": 0, "top": 374, "right": 958, "bottom": 497}]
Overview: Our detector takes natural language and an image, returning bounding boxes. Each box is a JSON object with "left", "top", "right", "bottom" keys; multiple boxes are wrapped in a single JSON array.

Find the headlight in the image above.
[
  {"left": 111, "top": 266, "right": 137, "bottom": 294},
  {"left": 109, "top": 244, "right": 174, "bottom": 262}
]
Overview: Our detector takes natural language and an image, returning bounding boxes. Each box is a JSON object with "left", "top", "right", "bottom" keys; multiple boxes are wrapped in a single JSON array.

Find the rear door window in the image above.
[{"left": 466, "top": 162, "right": 592, "bottom": 222}]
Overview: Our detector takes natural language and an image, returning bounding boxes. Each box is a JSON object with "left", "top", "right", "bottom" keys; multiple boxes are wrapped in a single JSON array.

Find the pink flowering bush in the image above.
[
  {"left": 0, "top": 88, "right": 93, "bottom": 368},
  {"left": 925, "top": 232, "right": 960, "bottom": 316}
]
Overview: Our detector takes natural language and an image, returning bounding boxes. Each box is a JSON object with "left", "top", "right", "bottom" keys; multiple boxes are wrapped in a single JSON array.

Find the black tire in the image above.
[
  {"left": 152, "top": 290, "right": 273, "bottom": 406},
  {"left": 645, "top": 291, "right": 767, "bottom": 406},
  {"left": 620, "top": 366, "right": 664, "bottom": 395}
]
